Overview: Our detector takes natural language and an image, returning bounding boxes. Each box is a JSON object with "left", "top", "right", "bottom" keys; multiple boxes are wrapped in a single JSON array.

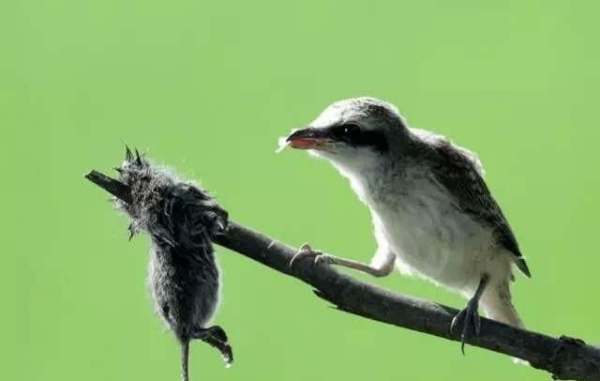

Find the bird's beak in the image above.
[
  {"left": 85, "top": 170, "right": 132, "bottom": 204},
  {"left": 285, "top": 127, "right": 332, "bottom": 150}
]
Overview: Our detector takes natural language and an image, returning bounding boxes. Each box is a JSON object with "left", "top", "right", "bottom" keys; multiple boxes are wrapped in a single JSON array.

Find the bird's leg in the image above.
[
  {"left": 450, "top": 274, "right": 489, "bottom": 354},
  {"left": 289, "top": 244, "right": 394, "bottom": 278},
  {"left": 192, "top": 325, "right": 233, "bottom": 365}
]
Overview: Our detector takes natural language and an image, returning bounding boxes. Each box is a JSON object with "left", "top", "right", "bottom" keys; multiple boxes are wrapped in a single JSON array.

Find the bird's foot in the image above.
[
  {"left": 289, "top": 243, "right": 333, "bottom": 268},
  {"left": 193, "top": 326, "right": 233, "bottom": 366},
  {"left": 450, "top": 298, "right": 481, "bottom": 355}
]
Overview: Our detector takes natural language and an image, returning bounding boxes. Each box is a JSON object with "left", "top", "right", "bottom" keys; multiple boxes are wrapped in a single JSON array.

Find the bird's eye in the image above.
[
  {"left": 333, "top": 124, "right": 359, "bottom": 138},
  {"left": 342, "top": 124, "right": 359, "bottom": 135},
  {"left": 330, "top": 124, "right": 361, "bottom": 142}
]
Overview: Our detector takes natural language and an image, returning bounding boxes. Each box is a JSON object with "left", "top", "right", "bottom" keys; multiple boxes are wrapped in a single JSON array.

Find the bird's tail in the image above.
[
  {"left": 480, "top": 283, "right": 529, "bottom": 365},
  {"left": 480, "top": 283, "right": 524, "bottom": 329},
  {"left": 181, "top": 339, "right": 190, "bottom": 381}
]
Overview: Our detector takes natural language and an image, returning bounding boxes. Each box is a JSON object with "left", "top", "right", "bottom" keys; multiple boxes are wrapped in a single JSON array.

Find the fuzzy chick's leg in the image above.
[
  {"left": 289, "top": 244, "right": 395, "bottom": 278},
  {"left": 450, "top": 274, "right": 489, "bottom": 354}
]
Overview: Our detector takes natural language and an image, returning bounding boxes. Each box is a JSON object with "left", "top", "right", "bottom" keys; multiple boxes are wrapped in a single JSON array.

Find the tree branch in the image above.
[
  {"left": 215, "top": 221, "right": 600, "bottom": 381},
  {"left": 84, "top": 164, "right": 599, "bottom": 380}
]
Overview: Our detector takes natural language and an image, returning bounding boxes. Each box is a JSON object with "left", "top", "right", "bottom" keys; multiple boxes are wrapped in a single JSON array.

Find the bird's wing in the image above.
[{"left": 427, "top": 139, "right": 531, "bottom": 277}]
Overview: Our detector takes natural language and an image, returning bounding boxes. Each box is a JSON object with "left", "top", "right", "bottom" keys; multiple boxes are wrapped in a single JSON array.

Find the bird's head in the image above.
[{"left": 282, "top": 97, "right": 408, "bottom": 175}]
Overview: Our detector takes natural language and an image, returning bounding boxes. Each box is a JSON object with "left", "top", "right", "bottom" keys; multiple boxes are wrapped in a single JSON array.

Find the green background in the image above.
[{"left": 5, "top": 1, "right": 600, "bottom": 380}]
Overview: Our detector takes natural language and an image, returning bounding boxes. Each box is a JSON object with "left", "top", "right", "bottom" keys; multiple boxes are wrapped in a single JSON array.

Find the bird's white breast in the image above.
[{"left": 358, "top": 166, "right": 510, "bottom": 295}]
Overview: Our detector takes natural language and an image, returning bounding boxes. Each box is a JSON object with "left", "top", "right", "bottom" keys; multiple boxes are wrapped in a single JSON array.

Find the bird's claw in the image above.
[
  {"left": 450, "top": 299, "right": 481, "bottom": 355},
  {"left": 289, "top": 244, "right": 331, "bottom": 268}
]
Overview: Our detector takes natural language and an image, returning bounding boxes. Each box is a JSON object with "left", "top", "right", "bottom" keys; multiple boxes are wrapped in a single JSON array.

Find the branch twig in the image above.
[{"left": 215, "top": 221, "right": 600, "bottom": 381}]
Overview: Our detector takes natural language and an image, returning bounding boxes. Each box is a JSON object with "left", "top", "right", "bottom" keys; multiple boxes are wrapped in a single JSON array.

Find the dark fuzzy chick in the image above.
[{"left": 86, "top": 148, "right": 232, "bottom": 381}]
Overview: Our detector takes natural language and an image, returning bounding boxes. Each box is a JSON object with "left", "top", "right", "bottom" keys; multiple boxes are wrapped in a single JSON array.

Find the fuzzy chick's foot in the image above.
[
  {"left": 450, "top": 298, "right": 481, "bottom": 355},
  {"left": 289, "top": 244, "right": 333, "bottom": 268},
  {"left": 193, "top": 326, "right": 233, "bottom": 366}
]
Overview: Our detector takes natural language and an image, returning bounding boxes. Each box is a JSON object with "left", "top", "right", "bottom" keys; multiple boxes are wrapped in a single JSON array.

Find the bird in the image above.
[
  {"left": 86, "top": 148, "right": 233, "bottom": 381},
  {"left": 282, "top": 97, "right": 530, "bottom": 352}
]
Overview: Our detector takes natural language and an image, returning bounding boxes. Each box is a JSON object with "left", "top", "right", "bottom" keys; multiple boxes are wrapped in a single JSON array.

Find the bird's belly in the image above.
[{"left": 376, "top": 201, "right": 498, "bottom": 292}]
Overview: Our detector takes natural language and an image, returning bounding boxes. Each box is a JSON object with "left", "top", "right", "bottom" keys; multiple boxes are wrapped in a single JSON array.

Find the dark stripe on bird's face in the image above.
[
  {"left": 286, "top": 124, "right": 388, "bottom": 153},
  {"left": 327, "top": 124, "right": 388, "bottom": 153}
]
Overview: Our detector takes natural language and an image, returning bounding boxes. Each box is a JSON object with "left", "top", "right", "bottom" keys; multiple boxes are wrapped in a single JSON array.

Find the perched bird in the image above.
[
  {"left": 86, "top": 148, "right": 233, "bottom": 381},
  {"left": 283, "top": 97, "right": 530, "bottom": 351}
]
